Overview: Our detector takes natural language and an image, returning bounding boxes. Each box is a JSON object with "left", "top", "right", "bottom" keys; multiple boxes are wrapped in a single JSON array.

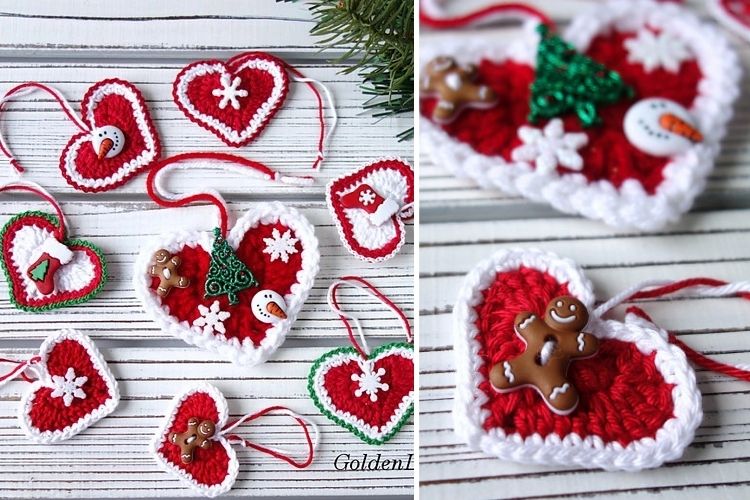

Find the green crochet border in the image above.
[
  {"left": 0, "top": 211, "right": 108, "bottom": 313},
  {"left": 307, "top": 341, "right": 414, "bottom": 446}
]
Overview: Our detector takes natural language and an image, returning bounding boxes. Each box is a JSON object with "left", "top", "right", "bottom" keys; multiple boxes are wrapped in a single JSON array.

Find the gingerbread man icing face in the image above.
[
  {"left": 489, "top": 295, "right": 599, "bottom": 415},
  {"left": 169, "top": 417, "right": 216, "bottom": 464}
]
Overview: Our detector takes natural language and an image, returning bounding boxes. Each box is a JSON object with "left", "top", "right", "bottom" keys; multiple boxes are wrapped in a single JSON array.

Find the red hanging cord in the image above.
[
  {"left": 0, "top": 181, "right": 67, "bottom": 240},
  {"left": 0, "top": 356, "right": 41, "bottom": 385},
  {"left": 420, "top": 1, "right": 554, "bottom": 30},
  {"left": 221, "top": 405, "right": 316, "bottom": 469}
]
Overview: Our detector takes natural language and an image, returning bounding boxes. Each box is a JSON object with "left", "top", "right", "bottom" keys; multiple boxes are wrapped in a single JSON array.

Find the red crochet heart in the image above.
[
  {"left": 1, "top": 212, "right": 106, "bottom": 312},
  {"left": 20, "top": 330, "right": 119, "bottom": 443},
  {"left": 59, "top": 79, "right": 160, "bottom": 193},
  {"left": 326, "top": 158, "right": 414, "bottom": 263},
  {"left": 308, "top": 343, "right": 414, "bottom": 444},
  {"left": 152, "top": 384, "right": 237, "bottom": 496},
  {"left": 173, "top": 54, "right": 289, "bottom": 147},
  {"left": 134, "top": 203, "right": 319, "bottom": 366}
]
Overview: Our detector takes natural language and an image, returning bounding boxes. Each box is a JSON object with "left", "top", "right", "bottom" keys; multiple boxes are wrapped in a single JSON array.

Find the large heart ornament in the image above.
[
  {"left": 420, "top": 0, "right": 741, "bottom": 230},
  {"left": 1, "top": 211, "right": 107, "bottom": 312},
  {"left": 134, "top": 202, "right": 319, "bottom": 366},
  {"left": 152, "top": 384, "right": 237, "bottom": 497},
  {"left": 308, "top": 342, "right": 414, "bottom": 445},
  {"left": 326, "top": 158, "right": 414, "bottom": 263},
  {"left": 19, "top": 329, "right": 119, "bottom": 443},
  {"left": 60, "top": 79, "right": 160, "bottom": 192},
  {"left": 173, "top": 54, "right": 289, "bottom": 147},
  {"left": 453, "top": 248, "right": 702, "bottom": 471}
]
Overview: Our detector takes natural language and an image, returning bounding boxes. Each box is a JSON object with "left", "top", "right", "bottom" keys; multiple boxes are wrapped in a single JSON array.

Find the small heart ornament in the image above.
[
  {"left": 308, "top": 277, "right": 414, "bottom": 445},
  {"left": 453, "top": 248, "right": 702, "bottom": 470},
  {"left": 326, "top": 158, "right": 414, "bottom": 263},
  {"left": 420, "top": 0, "right": 741, "bottom": 230},
  {"left": 709, "top": 0, "right": 750, "bottom": 43},
  {"left": 11, "top": 329, "right": 119, "bottom": 443}
]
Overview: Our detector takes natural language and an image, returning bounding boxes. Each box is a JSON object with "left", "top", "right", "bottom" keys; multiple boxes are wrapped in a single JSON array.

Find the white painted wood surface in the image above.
[
  {"left": 0, "top": 1, "right": 414, "bottom": 498},
  {"left": 419, "top": 1, "right": 750, "bottom": 498}
]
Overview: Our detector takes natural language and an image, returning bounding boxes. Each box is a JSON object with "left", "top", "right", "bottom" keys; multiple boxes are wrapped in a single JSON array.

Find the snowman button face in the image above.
[
  {"left": 623, "top": 98, "right": 702, "bottom": 157},
  {"left": 251, "top": 289, "right": 288, "bottom": 324},
  {"left": 91, "top": 125, "right": 125, "bottom": 160}
]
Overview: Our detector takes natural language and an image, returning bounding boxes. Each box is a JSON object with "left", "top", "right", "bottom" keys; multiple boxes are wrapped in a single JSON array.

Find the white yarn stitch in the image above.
[
  {"left": 452, "top": 248, "right": 702, "bottom": 471},
  {"left": 325, "top": 156, "right": 413, "bottom": 263},
  {"left": 150, "top": 383, "right": 238, "bottom": 498},
  {"left": 61, "top": 81, "right": 158, "bottom": 190},
  {"left": 18, "top": 329, "right": 120, "bottom": 444},
  {"left": 133, "top": 202, "right": 320, "bottom": 366},
  {"left": 421, "top": 0, "right": 741, "bottom": 230}
]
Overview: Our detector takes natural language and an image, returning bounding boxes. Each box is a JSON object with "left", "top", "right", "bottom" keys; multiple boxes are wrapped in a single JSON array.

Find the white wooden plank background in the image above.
[
  {"left": 0, "top": 1, "right": 414, "bottom": 498},
  {"left": 419, "top": 0, "right": 750, "bottom": 498}
]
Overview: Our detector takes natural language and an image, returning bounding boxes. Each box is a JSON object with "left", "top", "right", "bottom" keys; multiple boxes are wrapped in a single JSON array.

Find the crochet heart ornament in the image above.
[
  {"left": 16, "top": 329, "right": 119, "bottom": 443},
  {"left": 152, "top": 384, "right": 238, "bottom": 497},
  {"left": 173, "top": 54, "right": 289, "bottom": 147},
  {"left": 326, "top": 158, "right": 414, "bottom": 263},
  {"left": 134, "top": 202, "right": 319, "bottom": 366},
  {"left": 453, "top": 248, "right": 702, "bottom": 471},
  {"left": 60, "top": 79, "right": 160, "bottom": 192},
  {"left": 420, "top": 0, "right": 741, "bottom": 230}
]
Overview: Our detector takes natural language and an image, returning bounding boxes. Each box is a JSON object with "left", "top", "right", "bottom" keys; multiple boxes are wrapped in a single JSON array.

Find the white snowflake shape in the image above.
[
  {"left": 263, "top": 228, "right": 299, "bottom": 263},
  {"left": 193, "top": 300, "right": 231, "bottom": 335},
  {"left": 212, "top": 74, "right": 249, "bottom": 110},
  {"left": 624, "top": 30, "right": 691, "bottom": 73},
  {"left": 511, "top": 118, "right": 588, "bottom": 174},
  {"left": 351, "top": 360, "right": 389, "bottom": 403},
  {"left": 50, "top": 367, "right": 88, "bottom": 407},
  {"left": 359, "top": 189, "right": 377, "bottom": 206}
]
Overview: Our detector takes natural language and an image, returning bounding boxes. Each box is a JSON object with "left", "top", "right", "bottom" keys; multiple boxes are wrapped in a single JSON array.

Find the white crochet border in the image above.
[
  {"left": 174, "top": 59, "right": 286, "bottom": 145},
  {"left": 61, "top": 81, "right": 158, "bottom": 190},
  {"left": 18, "top": 329, "right": 120, "bottom": 444},
  {"left": 310, "top": 344, "right": 414, "bottom": 442},
  {"left": 453, "top": 248, "right": 702, "bottom": 471},
  {"left": 421, "top": 0, "right": 741, "bottom": 231},
  {"left": 151, "top": 383, "right": 238, "bottom": 498},
  {"left": 325, "top": 156, "right": 413, "bottom": 263},
  {"left": 133, "top": 202, "right": 320, "bottom": 366}
]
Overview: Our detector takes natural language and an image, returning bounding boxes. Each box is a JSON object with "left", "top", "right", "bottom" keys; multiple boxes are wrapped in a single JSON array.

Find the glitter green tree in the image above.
[
  {"left": 204, "top": 228, "right": 258, "bottom": 305},
  {"left": 528, "top": 24, "right": 633, "bottom": 127}
]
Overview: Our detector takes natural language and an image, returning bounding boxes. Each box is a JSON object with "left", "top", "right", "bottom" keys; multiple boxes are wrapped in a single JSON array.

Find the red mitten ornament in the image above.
[
  {"left": 134, "top": 153, "right": 319, "bottom": 366},
  {"left": 308, "top": 277, "right": 414, "bottom": 445},
  {"left": 0, "top": 329, "right": 119, "bottom": 443},
  {"left": 0, "top": 182, "right": 107, "bottom": 312},
  {"left": 327, "top": 158, "right": 414, "bottom": 263},
  {"left": 420, "top": 1, "right": 741, "bottom": 230},
  {"left": 0, "top": 80, "right": 160, "bottom": 192},
  {"left": 152, "top": 383, "right": 317, "bottom": 497}
]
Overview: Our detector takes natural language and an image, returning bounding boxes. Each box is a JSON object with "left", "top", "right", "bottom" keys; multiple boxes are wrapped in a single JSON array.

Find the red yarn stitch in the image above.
[
  {"left": 1, "top": 213, "right": 106, "bottom": 310},
  {"left": 420, "top": 30, "right": 702, "bottom": 193},
  {"left": 59, "top": 79, "right": 161, "bottom": 193},
  {"left": 26, "top": 339, "right": 114, "bottom": 433},
  {"left": 158, "top": 392, "right": 230, "bottom": 487},
  {"left": 420, "top": 2, "right": 555, "bottom": 30},
  {"left": 322, "top": 352, "right": 414, "bottom": 429},
  {"left": 154, "top": 222, "right": 304, "bottom": 345},
  {"left": 475, "top": 266, "right": 674, "bottom": 446},
  {"left": 328, "top": 159, "right": 415, "bottom": 261}
]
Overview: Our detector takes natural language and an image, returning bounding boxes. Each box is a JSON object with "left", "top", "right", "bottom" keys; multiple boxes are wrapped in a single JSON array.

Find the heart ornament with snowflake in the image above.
[
  {"left": 453, "top": 247, "right": 702, "bottom": 470},
  {"left": 7, "top": 329, "right": 120, "bottom": 443},
  {"left": 326, "top": 158, "right": 414, "bottom": 263},
  {"left": 420, "top": 0, "right": 741, "bottom": 230}
]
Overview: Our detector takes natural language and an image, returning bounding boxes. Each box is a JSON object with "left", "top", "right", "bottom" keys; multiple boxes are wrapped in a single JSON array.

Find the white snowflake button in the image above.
[
  {"left": 50, "top": 367, "right": 88, "bottom": 407},
  {"left": 351, "top": 360, "right": 389, "bottom": 403},
  {"left": 193, "top": 300, "right": 231, "bottom": 335},
  {"left": 511, "top": 118, "right": 588, "bottom": 174},
  {"left": 623, "top": 98, "right": 703, "bottom": 157},
  {"left": 624, "top": 30, "right": 691, "bottom": 73},
  {"left": 212, "top": 74, "right": 249, "bottom": 110},
  {"left": 263, "top": 228, "right": 299, "bottom": 263}
]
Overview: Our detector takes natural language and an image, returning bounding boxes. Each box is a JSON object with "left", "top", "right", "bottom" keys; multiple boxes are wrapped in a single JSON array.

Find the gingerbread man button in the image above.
[
  {"left": 420, "top": 56, "right": 498, "bottom": 123},
  {"left": 169, "top": 417, "right": 216, "bottom": 464},
  {"left": 489, "top": 296, "right": 599, "bottom": 415},
  {"left": 150, "top": 249, "right": 190, "bottom": 297}
]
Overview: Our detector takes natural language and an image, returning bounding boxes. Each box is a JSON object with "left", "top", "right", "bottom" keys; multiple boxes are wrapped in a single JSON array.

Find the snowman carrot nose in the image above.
[
  {"left": 266, "top": 301, "right": 287, "bottom": 320},
  {"left": 97, "top": 138, "right": 114, "bottom": 160},
  {"left": 659, "top": 113, "right": 703, "bottom": 142}
]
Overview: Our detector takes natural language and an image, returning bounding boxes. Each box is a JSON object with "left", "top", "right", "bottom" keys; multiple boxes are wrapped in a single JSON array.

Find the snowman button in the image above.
[
  {"left": 623, "top": 98, "right": 702, "bottom": 157},
  {"left": 251, "top": 290, "right": 288, "bottom": 324},
  {"left": 91, "top": 125, "right": 125, "bottom": 160}
]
